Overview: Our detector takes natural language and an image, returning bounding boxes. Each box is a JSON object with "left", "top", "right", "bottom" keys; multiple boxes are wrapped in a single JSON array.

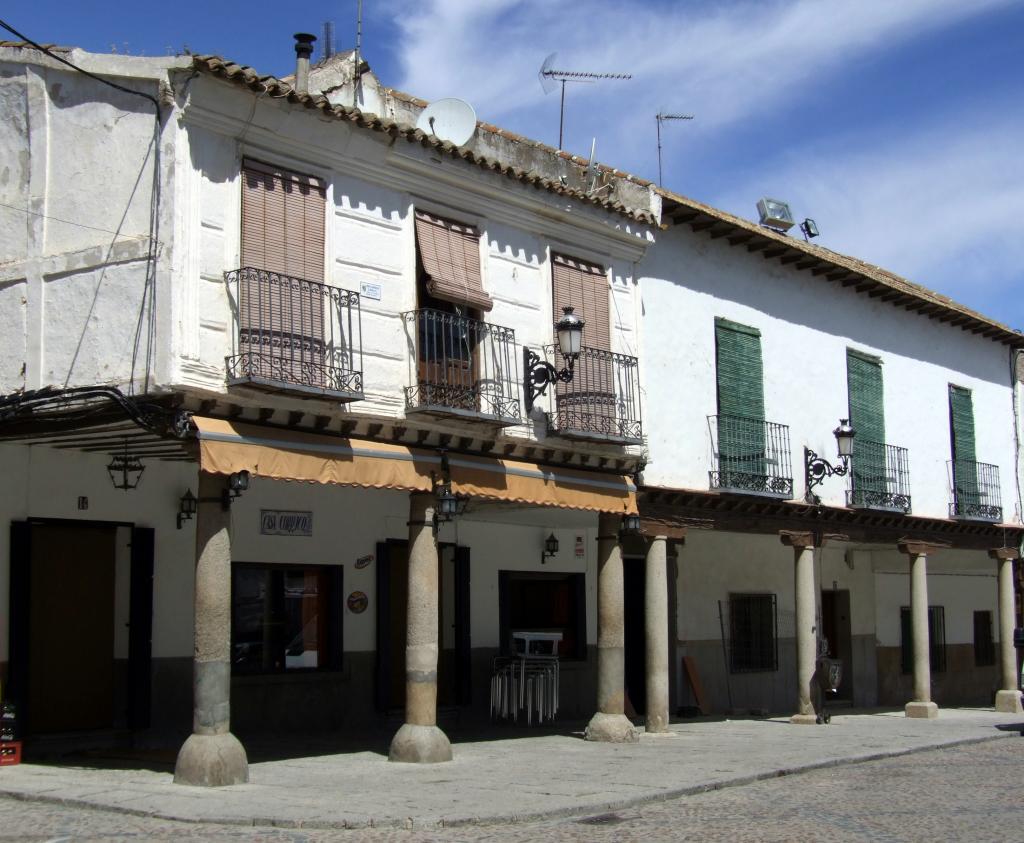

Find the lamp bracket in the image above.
[
  {"left": 523, "top": 347, "right": 575, "bottom": 412},
  {"left": 804, "top": 446, "right": 851, "bottom": 504}
]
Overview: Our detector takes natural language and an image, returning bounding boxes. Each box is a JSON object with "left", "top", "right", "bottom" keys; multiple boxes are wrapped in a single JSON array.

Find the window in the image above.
[
  {"left": 714, "top": 318, "right": 766, "bottom": 479},
  {"left": 232, "top": 563, "right": 342, "bottom": 674},
  {"left": 729, "top": 593, "right": 777, "bottom": 672},
  {"left": 414, "top": 210, "right": 491, "bottom": 312},
  {"left": 949, "top": 385, "right": 979, "bottom": 506},
  {"left": 847, "top": 349, "right": 886, "bottom": 495},
  {"left": 499, "top": 571, "right": 586, "bottom": 660},
  {"left": 900, "top": 605, "right": 946, "bottom": 674},
  {"left": 974, "top": 610, "right": 995, "bottom": 667}
]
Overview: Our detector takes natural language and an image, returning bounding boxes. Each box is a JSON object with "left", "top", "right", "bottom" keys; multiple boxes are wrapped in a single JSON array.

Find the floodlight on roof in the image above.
[{"left": 757, "top": 197, "right": 795, "bottom": 232}]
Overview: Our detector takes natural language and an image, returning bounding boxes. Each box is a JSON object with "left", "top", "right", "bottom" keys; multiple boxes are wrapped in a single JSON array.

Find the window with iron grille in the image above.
[
  {"left": 973, "top": 610, "right": 995, "bottom": 666},
  {"left": 729, "top": 593, "right": 778, "bottom": 672},
  {"left": 900, "top": 605, "right": 947, "bottom": 674}
]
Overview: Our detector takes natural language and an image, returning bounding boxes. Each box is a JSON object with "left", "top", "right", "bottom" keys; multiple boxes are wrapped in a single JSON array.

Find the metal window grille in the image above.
[
  {"left": 974, "top": 610, "right": 995, "bottom": 667},
  {"left": 847, "top": 439, "right": 912, "bottom": 513},
  {"left": 708, "top": 415, "right": 793, "bottom": 498},
  {"left": 226, "top": 267, "right": 363, "bottom": 400},
  {"left": 900, "top": 605, "right": 947, "bottom": 674},
  {"left": 728, "top": 593, "right": 778, "bottom": 673},
  {"left": 947, "top": 460, "right": 1002, "bottom": 522},
  {"left": 403, "top": 308, "right": 520, "bottom": 424}
]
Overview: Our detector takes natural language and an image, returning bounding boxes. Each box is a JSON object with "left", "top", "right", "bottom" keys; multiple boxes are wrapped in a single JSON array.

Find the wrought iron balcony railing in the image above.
[
  {"left": 225, "top": 268, "right": 363, "bottom": 401},
  {"left": 403, "top": 309, "right": 520, "bottom": 424},
  {"left": 708, "top": 415, "right": 793, "bottom": 498},
  {"left": 847, "top": 438, "right": 911, "bottom": 513},
  {"left": 947, "top": 459, "right": 1002, "bottom": 521},
  {"left": 543, "top": 345, "right": 642, "bottom": 444}
]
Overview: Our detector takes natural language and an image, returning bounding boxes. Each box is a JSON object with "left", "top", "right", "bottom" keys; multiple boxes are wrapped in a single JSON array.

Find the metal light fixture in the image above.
[
  {"left": 804, "top": 419, "right": 856, "bottom": 504},
  {"left": 541, "top": 532, "right": 559, "bottom": 564},
  {"left": 177, "top": 489, "right": 197, "bottom": 529},
  {"left": 621, "top": 513, "right": 642, "bottom": 534},
  {"left": 800, "top": 218, "right": 820, "bottom": 240},
  {"left": 524, "top": 306, "right": 586, "bottom": 412},
  {"left": 222, "top": 470, "right": 250, "bottom": 509},
  {"left": 107, "top": 440, "right": 145, "bottom": 491}
]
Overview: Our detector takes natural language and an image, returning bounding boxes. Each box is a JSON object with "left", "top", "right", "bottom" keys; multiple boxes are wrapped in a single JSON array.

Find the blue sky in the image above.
[{"left": 5, "top": 1, "right": 1022, "bottom": 328}]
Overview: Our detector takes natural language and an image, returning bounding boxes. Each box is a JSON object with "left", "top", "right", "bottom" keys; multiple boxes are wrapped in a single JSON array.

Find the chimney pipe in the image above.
[{"left": 293, "top": 32, "right": 316, "bottom": 94}]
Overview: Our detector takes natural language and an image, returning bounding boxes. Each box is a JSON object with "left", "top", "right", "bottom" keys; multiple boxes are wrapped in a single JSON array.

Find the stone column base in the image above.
[
  {"left": 174, "top": 732, "right": 249, "bottom": 786},
  {"left": 995, "top": 690, "right": 1023, "bottom": 713},
  {"left": 585, "top": 712, "right": 639, "bottom": 743},
  {"left": 388, "top": 723, "right": 452, "bottom": 763},
  {"left": 905, "top": 701, "right": 939, "bottom": 719},
  {"left": 790, "top": 713, "right": 819, "bottom": 725}
]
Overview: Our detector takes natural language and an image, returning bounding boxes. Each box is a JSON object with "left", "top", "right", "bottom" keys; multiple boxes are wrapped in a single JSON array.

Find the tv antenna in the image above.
[
  {"left": 656, "top": 112, "right": 694, "bottom": 186},
  {"left": 539, "top": 52, "right": 632, "bottom": 150}
]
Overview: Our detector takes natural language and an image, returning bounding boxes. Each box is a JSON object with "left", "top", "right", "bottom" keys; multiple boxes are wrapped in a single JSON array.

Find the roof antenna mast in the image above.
[
  {"left": 538, "top": 53, "right": 631, "bottom": 150},
  {"left": 656, "top": 112, "right": 694, "bottom": 187},
  {"left": 353, "top": 0, "right": 363, "bottom": 108}
]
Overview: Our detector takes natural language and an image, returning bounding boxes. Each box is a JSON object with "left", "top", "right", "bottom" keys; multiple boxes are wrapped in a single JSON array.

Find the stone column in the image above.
[
  {"left": 645, "top": 535, "right": 670, "bottom": 734},
  {"left": 781, "top": 531, "right": 819, "bottom": 724},
  {"left": 899, "top": 542, "right": 938, "bottom": 719},
  {"left": 586, "top": 512, "right": 639, "bottom": 743},
  {"left": 389, "top": 492, "right": 452, "bottom": 762},
  {"left": 174, "top": 472, "right": 249, "bottom": 786},
  {"left": 990, "top": 548, "right": 1023, "bottom": 714}
]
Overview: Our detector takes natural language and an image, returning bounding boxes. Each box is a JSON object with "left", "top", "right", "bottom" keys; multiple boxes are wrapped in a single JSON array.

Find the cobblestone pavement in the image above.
[{"left": 2, "top": 737, "right": 1022, "bottom": 842}]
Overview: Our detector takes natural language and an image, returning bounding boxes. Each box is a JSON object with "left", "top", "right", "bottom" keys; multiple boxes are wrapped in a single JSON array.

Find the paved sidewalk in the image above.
[{"left": 1, "top": 708, "right": 1021, "bottom": 830}]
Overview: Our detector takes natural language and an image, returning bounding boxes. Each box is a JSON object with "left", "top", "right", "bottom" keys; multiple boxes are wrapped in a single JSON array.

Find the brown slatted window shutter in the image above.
[
  {"left": 414, "top": 211, "right": 492, "bottom": 312},
  {"left": 551, "top": 254, "right": 610, "bottom": 352},
  {"left": 239, "top": 159, "right": 327, "bottom": 386}
]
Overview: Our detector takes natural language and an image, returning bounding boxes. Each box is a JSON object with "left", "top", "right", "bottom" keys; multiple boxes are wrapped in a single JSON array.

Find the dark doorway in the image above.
[
  {"left": 28, "top": 523, "right": 117, "bottom": 733},
  {"left": 623, "top": 557, "right": 646, "bottom": 715},
  {"left": 820, "top": 589, "right": 853, "bottom": 701},
  {"left": 375, "top": 541, "right": 470, "bottom": 713}
]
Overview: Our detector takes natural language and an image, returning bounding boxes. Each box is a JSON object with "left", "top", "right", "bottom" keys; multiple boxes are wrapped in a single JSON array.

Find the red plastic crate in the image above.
[{"left": 0, "top": 741, "right": 21, "bottom": 766}]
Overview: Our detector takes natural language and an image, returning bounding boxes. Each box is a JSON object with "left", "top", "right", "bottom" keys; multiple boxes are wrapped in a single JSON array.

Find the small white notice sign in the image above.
[
  {"left": 260, "top": 510, "right": 313, "bottom": 537},
  {"left": 360, "top": 281, "right": 382, "bottom": 301}
]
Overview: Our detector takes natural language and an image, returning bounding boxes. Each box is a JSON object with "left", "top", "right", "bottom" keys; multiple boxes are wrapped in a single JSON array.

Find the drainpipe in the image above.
[
  {"left": 1012, "top": 349, "right": 1024, "bottom": 528},
  {"left": 293, "top": 32, "right": 316, "bottom": 95}
]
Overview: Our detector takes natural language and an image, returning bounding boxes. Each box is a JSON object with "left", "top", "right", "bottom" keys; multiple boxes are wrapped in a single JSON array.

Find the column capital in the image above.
[
  {"left": 898, "top": 540, "right": 945, "bottom": 558},
  {"left": 779, "top": 530, "right": 823, "bottom": 549},
  {"left": 988, "top": 547, "right": 1020, "bottom": 561}
]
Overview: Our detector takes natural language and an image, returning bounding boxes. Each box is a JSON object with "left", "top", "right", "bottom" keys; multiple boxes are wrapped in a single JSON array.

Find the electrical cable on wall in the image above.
[{"left": 0, "top": 17, "right": 164, "bottom": 397}]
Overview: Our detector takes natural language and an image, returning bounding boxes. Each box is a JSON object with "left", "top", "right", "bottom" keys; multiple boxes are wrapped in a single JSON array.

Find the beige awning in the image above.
[
  {"left": 193, "top": 417, "right": 637, "bottom": 514},
  {"left": 415, "top": 210, "right": 493, "bottom": 312}
]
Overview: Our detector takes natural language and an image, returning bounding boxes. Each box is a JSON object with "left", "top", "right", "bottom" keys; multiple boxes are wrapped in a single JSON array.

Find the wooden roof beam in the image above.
[
  {"left": 708, "top": 225, "right": 734, "bottom": 240},
  {"left": 726, "top": 231, "right": 755, "bottom": 246},
  {"left": 762, "top": 245, "right": 787, "bottom": 259},
  {"left": 672, "top": 210, "right": 699, "bottom": 224},
  {"left": 690, "top": 219, "right": 718, "bottom": 232}
]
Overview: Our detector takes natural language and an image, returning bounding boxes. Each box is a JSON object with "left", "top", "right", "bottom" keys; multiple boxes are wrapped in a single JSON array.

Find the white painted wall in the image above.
[{"left": 639, "top": 225, "right": 1020, "bottom": 522}]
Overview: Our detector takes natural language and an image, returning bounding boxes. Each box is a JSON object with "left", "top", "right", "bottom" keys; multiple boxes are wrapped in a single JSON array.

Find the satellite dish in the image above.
[
  {"left": 416, "top": 98, "right": 477, "bottom": 147},
  {"left": 539, "top": 52, "right": 558, "bottom": 94}
]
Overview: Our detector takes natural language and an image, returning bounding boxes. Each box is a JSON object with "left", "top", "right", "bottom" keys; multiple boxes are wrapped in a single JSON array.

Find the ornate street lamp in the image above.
[
  {"left": 523, "top": 306, "right": 585, "bottom": 412},
  {"left": 107, "top": 441, "right": 145, "bottom": 491},
  {"left": 804, "top": 419, "right": 856, "bottom": 504}
]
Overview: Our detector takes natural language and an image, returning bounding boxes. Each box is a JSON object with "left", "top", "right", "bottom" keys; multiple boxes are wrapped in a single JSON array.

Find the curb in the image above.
[{"left": 0, "top": 732, "right": 1015, "bottom": 831}]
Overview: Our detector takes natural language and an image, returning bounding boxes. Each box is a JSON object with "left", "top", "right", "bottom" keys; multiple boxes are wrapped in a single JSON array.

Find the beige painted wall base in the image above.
[
  {"left": 995, "top": 690, "right": 1023, "bottom": 713},
  {"left": 904, "top": 701, "right": 939, "bottom": 719},
  {"left": 585, "top": 712, "right": 639, "bottom": 743},
  {"left": 173, "top": 732, "right": 249, "bottom": 786},
  {"left": 388, "top": 723, "right": 453, "bottom": 763},
  {"left": 790, "top": 713, "right": 818, "bottom": 725}
]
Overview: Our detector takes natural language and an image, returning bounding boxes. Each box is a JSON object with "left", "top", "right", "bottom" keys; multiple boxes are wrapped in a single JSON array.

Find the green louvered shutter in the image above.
[
  {"left": 949, "top": 385, "right": 979, "bottom": 510},
  {"left": 715, "top": 319, "right": 766, "bottom": 480},
  {"left": 847, "top": 350, "right": 886, "bottom": 496}
]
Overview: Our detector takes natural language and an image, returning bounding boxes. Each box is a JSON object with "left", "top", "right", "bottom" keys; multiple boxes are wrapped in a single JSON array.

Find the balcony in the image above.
[
  {"left": 847, "top": 439, "right": 911, "bottom": 513},
  {"left": 544, "top": 345, "right": 642, "bottom": 444},
  {"left": 708, "top": 415, "right": 793, "bottom": 498},
  {"left": 225, "top": 268, "right": 363, "bottom": 401},
  {"left": 948, "top": 459, "right": 1002, "bottom": 522},
  {"left": 403, "top": 309, "right": 520, "bottom": 425}
]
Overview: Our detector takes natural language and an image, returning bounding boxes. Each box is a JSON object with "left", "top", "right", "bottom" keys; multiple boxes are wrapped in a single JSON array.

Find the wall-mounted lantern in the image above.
[
  {"left": 540, "top": 532, "right": 559, "bottom": 564},
  {"left": 176, "top": 489, "right": 197, "bottom": 529},
  {"left": 620, "top": 513, "right": 642, "bottom": 535},
  {"left": 107, "top": 441, "right": 145, "bottom": 491},
  {"left": 804, "top": 419, "right": 856, "bottom": 504},
  {"left": 222, "top": 470, "right": 250, "bottom": 509},
  {"left": 523, "top": 306, "right": 585, "bottom": 412}
]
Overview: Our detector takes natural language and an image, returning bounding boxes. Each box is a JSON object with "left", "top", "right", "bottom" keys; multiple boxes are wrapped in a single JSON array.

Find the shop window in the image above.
[
  {"left": 973, "top": 610, "right": 995, "bottom": 667},
  {"left": 900, "top": 605, "right": 947, "bottom": 674},
  {"left": 232, "top": 563, "right": 342, "bottom": 674},
  {"left": 729, "top": 593, "right": 777, "bottom": 673},
  {"left": 498, "top": 571, "right": 586, "bottom": 661}
]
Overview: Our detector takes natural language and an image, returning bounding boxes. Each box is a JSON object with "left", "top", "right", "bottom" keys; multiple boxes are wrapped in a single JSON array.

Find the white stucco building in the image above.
[{"left": 1, "top": 35, "right": 1021, "bottom": 781}]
